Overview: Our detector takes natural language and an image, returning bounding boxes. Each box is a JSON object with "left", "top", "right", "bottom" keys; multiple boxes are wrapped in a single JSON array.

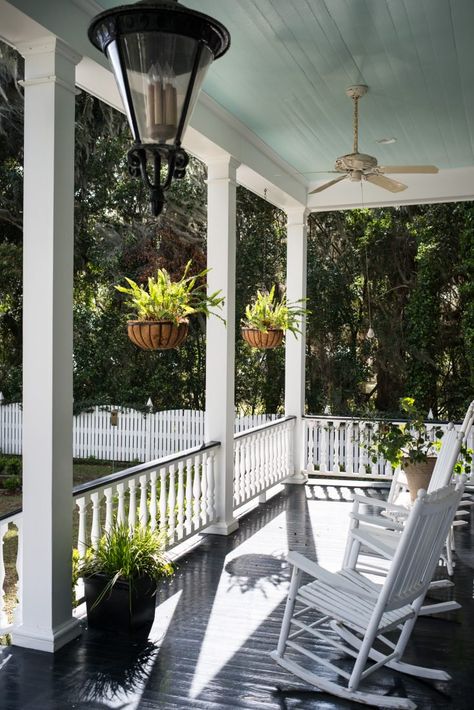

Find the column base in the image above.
[
  {"left": 283, "top": 470, "right": 308, "bottom": 484},
  {"left": 259, "top": 483, "right": 285, "bottom": 502},
  {"left": 205, "top": 519, "right": 239, "bottom": 536},
  {"left": 12, "top": 616, "right": 81, "bottom": 653}
]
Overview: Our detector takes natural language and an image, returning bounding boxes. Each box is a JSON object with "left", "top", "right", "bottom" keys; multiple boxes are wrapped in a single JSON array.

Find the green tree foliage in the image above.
[
  {"left": 1, "top": 40, "right": 473, "bottom": 419},
  {"left": 235, "top": 188, "right": 287, "bottom": 413},
  {"left": 307, "top": 204, "right": 474, "bottom": 419},
  {"left": 0, "top": 45, "right": 23, "bottom": 398}
]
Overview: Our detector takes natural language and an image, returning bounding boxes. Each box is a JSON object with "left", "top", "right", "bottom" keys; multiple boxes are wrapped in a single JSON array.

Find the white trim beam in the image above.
[{"left": 308, "top": 168, "right": 474, "bottom": 212}]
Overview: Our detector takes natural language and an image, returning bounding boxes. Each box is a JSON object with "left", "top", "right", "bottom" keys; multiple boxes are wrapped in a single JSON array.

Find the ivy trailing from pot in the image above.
[
  {"left": 78, "top": 523, "right": 174, "bottom": 632},
  {"left": 241, "top": 286, "right": 309, "bottom": 349},
  {"left": 363, "top": 396, "right": 445, "bottom": 500},
  {"left": 116, "top": 260, "right": 225, "bottom": 350}
]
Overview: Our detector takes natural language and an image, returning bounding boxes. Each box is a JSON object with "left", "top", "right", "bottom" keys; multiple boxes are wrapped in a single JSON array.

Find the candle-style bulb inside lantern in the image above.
[{"left": 146, "top": 61, "right": 178, "bottom": 142}]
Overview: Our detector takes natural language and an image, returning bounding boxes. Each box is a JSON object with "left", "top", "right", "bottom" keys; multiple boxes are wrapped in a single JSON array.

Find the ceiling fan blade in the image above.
[
  {"left": 365, "top": 174, "right": 407, "bottom": 192},
  {"left": 273, "top": 170, "right": 340, "bottom": 177},
  {"left": 379, "top": 165, "right": 439, "bottom": 174},
  {"left": 309, "top": 174, "right": 347, "bottom": 194}
]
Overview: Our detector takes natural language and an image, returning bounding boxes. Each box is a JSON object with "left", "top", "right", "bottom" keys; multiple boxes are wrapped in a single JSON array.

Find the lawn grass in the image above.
[{"left": 0, "top": 460, "right": 117, "bottom": 518}]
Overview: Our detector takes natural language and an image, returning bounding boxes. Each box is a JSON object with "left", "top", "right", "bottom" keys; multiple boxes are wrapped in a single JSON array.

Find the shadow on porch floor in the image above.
[{"left": 0, "top": 482, "right": 473, "bottom": 709}]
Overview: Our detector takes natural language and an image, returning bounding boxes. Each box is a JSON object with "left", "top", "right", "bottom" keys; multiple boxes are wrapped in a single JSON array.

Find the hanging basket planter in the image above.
[
  {"left": 127, "top": 320, "right": 189, "bottom": 351},
  {"left": 116, "top": 262, "right": 224, "bottom": 353},
  {"left": 241, "top": 286, "right": 309, "bottom": 351},
  {"left": 241, "top": 327, "right": 284, "bottom": 349}
]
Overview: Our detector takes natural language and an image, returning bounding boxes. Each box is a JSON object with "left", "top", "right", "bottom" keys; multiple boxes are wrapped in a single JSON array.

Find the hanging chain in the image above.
[
  {"left": 353, "top": 95, "right": 359, "bottom": 154},
  {"left": 365, "top": 244, "right": 372, "bottom": 328},
  {"left": 360, "top": 180, "right": 372, "bottom": 330}
]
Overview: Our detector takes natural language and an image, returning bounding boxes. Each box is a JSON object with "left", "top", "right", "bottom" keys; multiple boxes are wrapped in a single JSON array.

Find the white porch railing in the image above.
[
  {"left": 233, "top": 417, "right": 295, "bottom": 509},
  {"left": 0, "top": 416, "right": 295, "bottom": 634},
  {"left": 0, "top": 509, "right": 22, "bottom": 635},
  {"left": 304, "top": 415, "right": 474, "bottom": 479},
  {"left": 0, "top": 404, "right": 278, "bottom": 461},
  {"left": 73, "top": 441, "right": 220, "bottom": 559}
]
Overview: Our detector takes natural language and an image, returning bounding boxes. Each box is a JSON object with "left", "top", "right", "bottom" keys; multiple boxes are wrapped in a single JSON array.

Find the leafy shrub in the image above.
[
  {"left": 4, "top": 475, "right": 21, "bottom": 492},
  {"left": 5, "top": 459, "right": 21, "bottom": 477}
]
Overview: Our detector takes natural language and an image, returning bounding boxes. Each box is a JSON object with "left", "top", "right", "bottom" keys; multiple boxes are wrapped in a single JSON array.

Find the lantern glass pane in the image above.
[{"left": 108, "top": 32, "right": 213, "bottom": 145}]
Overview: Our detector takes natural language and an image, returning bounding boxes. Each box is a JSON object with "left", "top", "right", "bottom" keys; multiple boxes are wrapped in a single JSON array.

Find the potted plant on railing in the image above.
[
  {"left": 241, "top": 286, "right": 309, "bottom": 349},
  {"left": 78, "top": 523, "right": 173, "bottom": 632},
  {"left": 116, "top": 260, "right": 225, "bottom": 350},
  {"left": 364, "top": 397, "right": 444, "bottom": 501}
]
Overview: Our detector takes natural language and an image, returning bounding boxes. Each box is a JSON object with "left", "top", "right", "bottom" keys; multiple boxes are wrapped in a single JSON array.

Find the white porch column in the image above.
[
  {"left": 204, "top": 155, "right": 240, "bottom": 535},
  {"left": 285, "top": 207, "right": 309, "bottom": 481},
  {"left": 12, "top": 38, "right": 81, "bottom": 652}
]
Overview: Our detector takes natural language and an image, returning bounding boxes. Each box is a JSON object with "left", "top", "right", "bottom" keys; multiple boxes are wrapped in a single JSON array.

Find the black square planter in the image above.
[{"left": 84, "top": 573, "right": 157, "bottom": 632}]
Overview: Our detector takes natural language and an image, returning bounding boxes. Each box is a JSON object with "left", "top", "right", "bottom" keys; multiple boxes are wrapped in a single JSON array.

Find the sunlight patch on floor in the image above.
[
  {"left": 306, "top": 499, "right": 352, "bottom": 571},
  {"left": 189, "top": 511, "right": 289, "bottom": 699}
]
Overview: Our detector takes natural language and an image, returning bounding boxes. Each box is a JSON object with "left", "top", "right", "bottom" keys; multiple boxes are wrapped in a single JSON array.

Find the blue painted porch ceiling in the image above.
[{"left": 99, "top": 0, "right": 474, "bottom": 178}]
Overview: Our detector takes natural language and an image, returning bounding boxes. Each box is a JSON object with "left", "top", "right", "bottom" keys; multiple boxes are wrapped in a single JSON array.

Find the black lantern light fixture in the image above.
[{"left": 88, "top": 0, "right": 230, "bottom": 215}]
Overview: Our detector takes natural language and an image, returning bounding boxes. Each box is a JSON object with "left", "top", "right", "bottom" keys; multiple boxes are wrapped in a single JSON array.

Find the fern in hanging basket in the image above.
[
  {"left": 116, "top": 261, "right": 225, "bottom": 350},
  {"left": 241, "top": 286, "right": 309, "bottom": 349}
]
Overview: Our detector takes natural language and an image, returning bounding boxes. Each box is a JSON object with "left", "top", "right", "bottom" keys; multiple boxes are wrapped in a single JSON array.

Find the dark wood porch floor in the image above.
[{"left": 1, "top": 481, "right": 474, "bottom": 710}]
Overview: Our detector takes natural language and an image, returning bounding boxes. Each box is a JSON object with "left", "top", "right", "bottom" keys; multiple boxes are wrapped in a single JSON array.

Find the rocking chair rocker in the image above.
[{"left": 271, "top": 481, "right": 465, "bottom": 709}]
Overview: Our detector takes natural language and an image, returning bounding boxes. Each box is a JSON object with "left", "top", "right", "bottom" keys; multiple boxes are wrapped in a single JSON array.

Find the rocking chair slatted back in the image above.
[
  {"left": 427, "top": 425, "right": 463, "bottom": 492},
  {"left": 460, "top": 400, "right": 474, "bottom": 436},
  {"left": 382, "top": 483, "right": 464, "bottom": 611}
]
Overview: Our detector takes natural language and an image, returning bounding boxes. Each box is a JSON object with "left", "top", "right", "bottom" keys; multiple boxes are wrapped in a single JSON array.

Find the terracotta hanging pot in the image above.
[
  {"left": 127, "top": 320, "right": 189, "bottom": 351},
  {"left": 402, "top": 456, "right": 436, "bottom": 502},
  {"left": 241, "top": 327, "right": 284, "bottom": 349}
]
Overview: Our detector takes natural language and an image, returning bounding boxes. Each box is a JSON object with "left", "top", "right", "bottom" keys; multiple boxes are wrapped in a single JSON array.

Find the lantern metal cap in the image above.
[{"left": 88, "top": 0, "right": 230, "bottom": 60}]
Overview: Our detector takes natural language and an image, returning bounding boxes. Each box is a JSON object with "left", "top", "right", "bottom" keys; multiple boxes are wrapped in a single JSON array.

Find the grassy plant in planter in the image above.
[
  {"left": 242, "top": 286, "right": 309, "bottom": 349},
  {"left": 78, "top": 523, "right": 173, "bottom": 632},
  {"left": 116, "top": 260, "right": 224, "bottom": 350}
]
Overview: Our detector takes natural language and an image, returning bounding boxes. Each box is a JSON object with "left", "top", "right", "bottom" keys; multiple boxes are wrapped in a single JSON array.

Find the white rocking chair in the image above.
[
  {"left": 271, "top": 481, "right": 465, "bottom": 710},
  {"left": 343, "top": 400, "right": 474, "bottom": 612}
]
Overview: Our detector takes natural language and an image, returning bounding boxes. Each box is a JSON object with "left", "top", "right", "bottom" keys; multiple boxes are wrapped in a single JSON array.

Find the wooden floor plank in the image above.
[{"left": 0, "top": 483, "right": 473, "bottom": 709}]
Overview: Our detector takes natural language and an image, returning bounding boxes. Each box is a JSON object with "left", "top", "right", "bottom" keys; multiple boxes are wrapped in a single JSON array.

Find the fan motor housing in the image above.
[{"left": 335, "top": 152, "right": 378, "bottom": 172}]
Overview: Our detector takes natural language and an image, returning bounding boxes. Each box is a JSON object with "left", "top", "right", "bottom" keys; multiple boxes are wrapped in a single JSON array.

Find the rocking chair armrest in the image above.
[
  {"left": 286, "top": 552, "right": 377, "bottom": 600},
  {"left": 349, "top": 512, "right": 405, "bottom": 530},
  {"left": 352, "top": 493, "right": 409, "bottom": 515}
]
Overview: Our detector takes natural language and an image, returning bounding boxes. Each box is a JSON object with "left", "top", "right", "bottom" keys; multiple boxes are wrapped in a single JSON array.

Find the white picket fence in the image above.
[{"left": 0, "top": 403, "right": 278, "bottom": 462}]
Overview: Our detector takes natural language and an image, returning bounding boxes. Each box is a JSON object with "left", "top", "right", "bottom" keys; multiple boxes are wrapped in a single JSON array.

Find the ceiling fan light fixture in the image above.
[{"left": 308, "top": 86, "right": 439, "bottom": 197}]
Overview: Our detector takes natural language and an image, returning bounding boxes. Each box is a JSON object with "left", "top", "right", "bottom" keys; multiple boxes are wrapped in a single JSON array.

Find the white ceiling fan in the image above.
[{"left": 309, "top": 85, "right": 438, "bottom": 195}]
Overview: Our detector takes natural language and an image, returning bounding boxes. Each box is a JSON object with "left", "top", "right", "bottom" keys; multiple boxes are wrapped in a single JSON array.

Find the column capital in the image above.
[
  {"left": 206, "top": 155, "right": 241, "bottom": 184},
  {"left": 286, "top": 206, "right": 310, "bottom": 228},
  {"left": 17, "top": 37, "right": 82, "bottom": 66},
  {"left": 18, "top": 37, "right": 81, "bottom": 97}
]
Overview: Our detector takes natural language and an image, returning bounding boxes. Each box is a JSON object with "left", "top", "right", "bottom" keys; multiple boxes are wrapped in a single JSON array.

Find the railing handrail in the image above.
[
  {"left": 72, "top": 440, "right": 221, "bottom": 497},
  {"left": 0, "top": 441, "right": 221, "bottom": 519},
  {"left": 304, "top": 414, "right": 455, "bottom": 426},
  {"left": 233, "top": 415, "right": 295, "bottom": 441},
  {"left": 0, "top": 508, "right": 22, "bottom": 524}
]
